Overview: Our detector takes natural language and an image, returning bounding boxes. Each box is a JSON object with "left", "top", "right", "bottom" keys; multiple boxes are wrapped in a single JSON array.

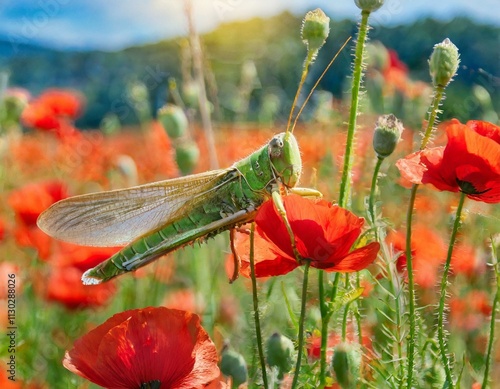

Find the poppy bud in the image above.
[
  {"left": 100, "top": 113, "right": 121, "bottom": 135},
  {"left": 372, "top": 114, "right": 404, "bottom": 158},
  {"left": 422, "top": 363, "right": 446, "bottom": 388},
  {"left": 175, "top": 140, "right": 199, "bottom": 175},
  {"left": 220, "top": 348, "right": 248, "bottom": 386},
  {"left": 301, "top": 9, "right": 330, "bottom": 54},
  {"left": 354, "top": 0, "right": 385, "bottom": 12},
  {"left": 332, "top": 342, "right": 361, "bottom": 389},
  {"left": 157, "top": 104, "right": 188, "bottom": 139},
  {"left": 182, "top": 81, "right": 199, "bottom": 109},
  {"left": 429, "top": 38, "right": 460, "bottom": 87},
  {"left": 266, "top": 332, "right": 294, "bottom": 380}
]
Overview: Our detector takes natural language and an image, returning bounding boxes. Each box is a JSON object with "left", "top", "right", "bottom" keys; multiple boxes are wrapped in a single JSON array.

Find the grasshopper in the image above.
[{"left": 37, "top": 131, "right": 320, "bottom": 284}]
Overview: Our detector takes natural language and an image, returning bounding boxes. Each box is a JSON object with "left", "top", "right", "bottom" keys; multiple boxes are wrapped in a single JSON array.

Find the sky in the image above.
[{"left": 1, "top": 0, "right": 499, "bottom": 51}]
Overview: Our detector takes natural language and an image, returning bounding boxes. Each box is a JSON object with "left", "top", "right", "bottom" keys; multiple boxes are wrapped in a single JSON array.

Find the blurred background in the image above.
[{"left": 0, "top": 0, "right": 499, "bottom": 129}]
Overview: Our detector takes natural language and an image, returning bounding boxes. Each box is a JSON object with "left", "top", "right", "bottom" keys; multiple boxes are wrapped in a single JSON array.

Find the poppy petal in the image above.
[{"left": 322, "top": 242, "right": 380, "bottom": 272}]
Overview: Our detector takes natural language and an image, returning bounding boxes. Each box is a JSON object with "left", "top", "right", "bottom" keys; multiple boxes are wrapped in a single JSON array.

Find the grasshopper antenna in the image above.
[{"left": 292, "top": 37, "right": 351, "bottom": 130}]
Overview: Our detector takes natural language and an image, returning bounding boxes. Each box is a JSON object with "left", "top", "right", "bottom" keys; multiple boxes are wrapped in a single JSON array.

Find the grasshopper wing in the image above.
[{"left": 37, "top": 169, "right": 232, "bottom": 247}]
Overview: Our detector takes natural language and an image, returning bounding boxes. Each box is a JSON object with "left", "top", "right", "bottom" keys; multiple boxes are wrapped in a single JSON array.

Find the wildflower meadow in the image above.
[{"left": 0, "top": 1, "right": 499, "bottom": 388}]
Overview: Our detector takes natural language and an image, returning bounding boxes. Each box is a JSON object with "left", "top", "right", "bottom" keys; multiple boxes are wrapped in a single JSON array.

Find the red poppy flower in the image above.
[
  {"left": 396, "top": 119, "right": 500, "bottom": 203},
  {"left": 8, "top": 180, "right": 68, "bottom": 226},
  {"left": 21, "top": 89, "right": 83, "bottom": 138},
  {"left": 36, "top": 89, "right": 84, "bottom": 118},
  {"left": 238, "top": 195, "right": 379, "bottom": 277},
  {"left": 46, "top": 266, "right": 116, "bottom": 309},
  {"left": 63, "top": 307, "right": 220, "bottom": 388},
  {"left": 0, "top": 217, "right": 8, "bottom": 242},
  {"left": 8, "top": 181, "right": 68, "bottom": 259},
  {"left": 449, "top": 290, "right": 492, "bottom": 331},
  {"left": 49, "top": 242, "right": 122, "bottom": 271},
  {"left": 386, "top": 224, "right": 446, "bottom": 288}
]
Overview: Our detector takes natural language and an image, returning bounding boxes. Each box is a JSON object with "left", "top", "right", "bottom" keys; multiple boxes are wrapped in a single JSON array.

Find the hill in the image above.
[{"left": 0, "top": 12, "right": 498, "bottom": 127}]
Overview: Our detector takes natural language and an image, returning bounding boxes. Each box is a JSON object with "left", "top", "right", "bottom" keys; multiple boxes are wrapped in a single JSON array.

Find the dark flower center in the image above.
[
  {"left": 140, "top": 380, "right": 161, "bottom": 389},
  {"left": 456, "top": 179, "right": 491, "bottom": 195}
]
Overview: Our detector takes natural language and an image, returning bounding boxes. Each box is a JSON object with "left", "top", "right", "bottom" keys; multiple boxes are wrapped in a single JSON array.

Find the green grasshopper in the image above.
[{"left": 37, "top": 131, "right": 320, "bottom": 284}]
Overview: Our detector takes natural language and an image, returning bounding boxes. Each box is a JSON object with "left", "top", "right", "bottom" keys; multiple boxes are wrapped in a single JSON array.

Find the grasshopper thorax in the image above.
[{"left": 269, "top": 132, "right": 302, "bottom": 188}]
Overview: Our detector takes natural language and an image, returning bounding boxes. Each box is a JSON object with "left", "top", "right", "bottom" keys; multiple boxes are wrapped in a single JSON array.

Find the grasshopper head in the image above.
[{"left": 269, "top": 132, "right": 302, "bottom": 188}]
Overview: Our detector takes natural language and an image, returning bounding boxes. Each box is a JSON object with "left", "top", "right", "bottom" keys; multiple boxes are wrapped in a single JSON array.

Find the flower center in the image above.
[
  {"left": 140, "top": 380, "right": 161, "bottom": 389},
  {"left": 456, "top": 179, "right": 491, "bottom": 195}
]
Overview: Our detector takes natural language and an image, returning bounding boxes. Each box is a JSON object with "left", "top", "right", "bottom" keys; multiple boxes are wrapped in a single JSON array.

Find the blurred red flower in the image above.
[
  {"left": 63, "top": 307, "right": 220, "bottom": 388},
  {"left": 238, "top": 195, "right": 379, "bottom": 277},
  {"left": 387, "top": 224, "right": 447, "bottom": 289},
  {"left": 8, "top": 180, "right": 68, "bottom": 226},
  {"left": 0, "top": 263, "right": 21, "bottom": 300},
  {"left": 8, "top": 180, "right": 68, "bottom": 259},
  {"left": 162, "top": 289, "right": 203, "bottom": 315},
  {"left": 21, "top": 89, "right": 84, "bottom": 138},
  {"left": 396, "top": 119, "right": 500, "bottom": 203},
  {"left": 49, "top": 242, "right": 121, "bottom": 271},
  {"left": 36, "top": 89, "right": 84, "bottom": 118},
  {"left": 46, "top": 266, "right": 116, "bottom": 309},
  {"left": 451, "top": 243, "right": 485, "bottom": 278},
  {"left": 449, "top": 290, "right": 492, "bottom": 331},
  {"left": 0, "top": 217, "right": 8, "bottom": 242}
]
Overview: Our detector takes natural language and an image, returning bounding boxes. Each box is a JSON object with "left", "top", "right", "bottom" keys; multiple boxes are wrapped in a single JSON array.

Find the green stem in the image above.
[
  {"left": 482, "top": 240, "right": 499, "bottom": 389},
  {"left": 249, "top": 223, "right": 268, "bottom": 388},
  {"left": 368, "top": 156, "right": 384, "bottom": 240},
  {"left": 404, "top": 81, "right": 447, "bottom": 389},
  {"left": 437, "top": 193, "right": 466, "bottom": 389},
  {"left": 319, "top": 272, "right": 342, "bottom": 387},
  {"left": 355, "top": 273, "right": 363, "bottom": 346},
  {"left": 405, "top": 184, "right": 418, "bottom": 388},
  {"left": 319, "top": 270, "right": 328, "bottom": 386},
  {"left": 338, "top": 10, "right": 370, "bottom": 208},
  {"left": 341, "top": 273, "right": 350, "bottom": 341},
  {"left": 420, "top": 85, "right": 444, "bottom": 150},
  {"left": 291, "top": 261, "right": 311, "bottom": 389}
]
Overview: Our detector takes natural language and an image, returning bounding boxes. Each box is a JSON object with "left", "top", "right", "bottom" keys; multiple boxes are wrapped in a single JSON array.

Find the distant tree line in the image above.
[{"left": 0, "top": 12, "right": 498, "bottom": 129}]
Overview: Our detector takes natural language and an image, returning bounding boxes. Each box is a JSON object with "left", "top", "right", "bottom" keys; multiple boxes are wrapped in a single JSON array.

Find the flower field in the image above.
[{"left": 0, "top": 2, "right": 499, "bottom": 388}]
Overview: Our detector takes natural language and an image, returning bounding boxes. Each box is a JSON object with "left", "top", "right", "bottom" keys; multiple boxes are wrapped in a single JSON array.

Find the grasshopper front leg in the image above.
[
  {"left": 289, "top": 187, "right": 322, "bottom": 198},
  {"left": 271, "top": 190, "right": 303, "bottom": 263},
  {"left": 271, "top": 186, "right": 322, "bottom": 263}
]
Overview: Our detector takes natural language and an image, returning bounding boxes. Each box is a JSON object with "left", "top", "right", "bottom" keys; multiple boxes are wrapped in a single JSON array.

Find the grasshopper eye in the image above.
[{"left": 269, "top": 136, "right": 284, "bottom": 157}]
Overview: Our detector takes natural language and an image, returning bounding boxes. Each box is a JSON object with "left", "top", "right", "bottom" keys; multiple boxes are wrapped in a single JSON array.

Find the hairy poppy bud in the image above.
[
  {"left": 157, "top": 104, "right": 188, "bottom": 139},
  {"left": 372, "top": 114, "right": 404, "bottom": 158},
  {"left": 422, "top": 364, "right": 446, "bottom": 388},
  {"left": 301, "top": 9, "right": 330, "bottom": 54},
  {"left": 332, "top": 342, "right": 361, "bottom": 389},
  {"left": 266, "top": 333, "right": 294, "bottom": 380},
  {"left": 429, "top": 38, "right": 460, "bottom": 87},
  {"left": 175, "top": 140, "right": 199, "bottom": 175},
  {"left": 220, "top": 348, "right": 248, "bottom": 386},
  {"left": 354, "top": 0, "right": 385, "bottom": 12}
]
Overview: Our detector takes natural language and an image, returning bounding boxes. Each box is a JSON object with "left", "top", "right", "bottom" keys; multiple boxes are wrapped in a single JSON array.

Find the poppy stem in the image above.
[
  {"left": 368, "top": 156, "right": 384, "bottom": 241},
  {"left": 420, "top": 85, "right": 444, "bottom": 150},
  {"left": 437, "top": 191, "right": 466, "bottom": 388},
  {"left": 338, "top": 9, "right": 370, "bottom": 208},
  {"left": 291, "top": 260, "right": 311, "bottom": 389},
  {"left": 404, "top": 184, "right": 418, "bottom": 388},
  {"left": 319, "top": 272, "right": 341, "bottom": 386},
  {"left": 248, "top": 223, "right": 269, "bottom": 388},
  {"left": 483, "top": 239, "right": 499, "bottom": 389},
  {"left": 318, "top": 270, "right": 328, "bottom": 386},
  {"left": 341, "top": 273, "right": 350, "bottom": 341}
]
